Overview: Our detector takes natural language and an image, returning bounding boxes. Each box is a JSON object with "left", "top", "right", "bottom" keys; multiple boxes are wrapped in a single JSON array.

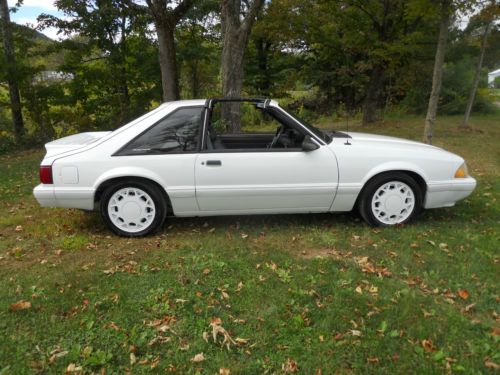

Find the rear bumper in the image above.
[
  {"left": 33, "top": 184, "right": 95, "bottom": 210},
  {"left": 424, "top": 177, "right": 477, "bottom": 209}
]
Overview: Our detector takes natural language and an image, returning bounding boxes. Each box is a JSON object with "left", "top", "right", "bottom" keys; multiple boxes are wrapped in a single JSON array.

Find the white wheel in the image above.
[
  {"left": 371, "top": 181, "right": 415, "bottom": 225},
  {"left": 107, "top": 187, "right": 156, "bottom": 233}
]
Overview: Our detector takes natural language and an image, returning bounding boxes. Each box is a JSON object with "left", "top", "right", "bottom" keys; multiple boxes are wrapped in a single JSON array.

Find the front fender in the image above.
[{"left": 360, "top": 162, "right": 429, "bottom": 186}]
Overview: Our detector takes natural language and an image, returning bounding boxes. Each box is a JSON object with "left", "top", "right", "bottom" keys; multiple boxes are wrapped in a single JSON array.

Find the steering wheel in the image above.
[{"left": 268, "top": 125, "right": 284, "bottom": 149}]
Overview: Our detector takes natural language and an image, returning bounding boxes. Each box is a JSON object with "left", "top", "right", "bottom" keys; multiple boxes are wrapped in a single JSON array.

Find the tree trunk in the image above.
[
  {"left": 146, "top": 0, "right": 194, "bottom": 102},
  {"left": 220, "top": 0, "right": 265, "bottom": 132},
  {"left": 423, "top": 0, "right": 451, "bottom": 145},
  {"left": 190, "top": 61, "right": 199, "bottom": 98},
  {"left": 0, "top": 0, "right": 24, "bottom": 143},
  {"left": 118, "top": 65, "right": 130, "bottom": 124},
  {"left": 362, "top": 65, "right": 384, "bottom": 125},
  {"left": 221, "top": 31, "right": 246, "bottom": 132},
  {"left": 255, "top": 37, "right": 271, "bottom": 96},
  {"left": 461, "top": 21, "right": 492, "bottom": 128},
  {"left": 156, "top": 22, "right": 179, "bottom": 102}
]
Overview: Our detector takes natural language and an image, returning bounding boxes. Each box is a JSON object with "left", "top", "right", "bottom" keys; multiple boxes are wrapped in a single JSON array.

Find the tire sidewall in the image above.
[
  {"left": 359, "top": 173, "right": 423, "bottom": 226},
  {"left": 100, "top": 181, "right": 167, "bottom": 237}
]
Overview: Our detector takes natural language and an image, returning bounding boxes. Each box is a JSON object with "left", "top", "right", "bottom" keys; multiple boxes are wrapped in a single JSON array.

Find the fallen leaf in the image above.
[
  {"left": 150, "top": 357, "right": 160, "bottom": 369},
  {"left": 422, "top": 339, "right": 435, "bottom": 353},
  {"left": 191, "top": 353, "right": 205, "bottom": 363},
  {"left": 65, "top": 363, "right": 83, "bottom": 373},
  {"left": 464, "top": 303, "right": 476, "bottom": 312},
  {"left": 484, "top": 358, "right": 499, "bottom": 369},
  {"left": 457, "top": 289, "right": 469, "bottom": 300},
  {"left": 355, "top": 286, "right": 363, "bottom": 294},
  {"left": 130, "top": 353, "right": 137, "bottom": 365},
  {"left": 15, "top": 225, "right": 23, "bottom": 232},
  {"left": 235, "top": 337, "right": 249, "bottom": 345},
  {"left": 211, "top": 317, "right": 222, "bottom": 325},
  {"left": 9, "top": 300, "right": 31, "bottom": 311},
  {"left": 367, "top": 357, "right": 379, "bottom": 364},
  {"left": 490, "top": 327, "right": 500, "bottom": 337},
  {"left": 282, "top": 358, "right": 298, "bottom": 373},
  {"left": 350, "top": 330, "right": 362, "bottom": 337},
  {"left": 219, "top": 369, "right": 230, "bottom": 375}
]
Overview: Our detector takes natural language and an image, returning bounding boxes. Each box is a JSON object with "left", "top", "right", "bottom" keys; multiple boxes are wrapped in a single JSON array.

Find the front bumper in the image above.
[
  {"left": 33, "top": 184, "right": 95, "bottom": 210},
  {"left": 424, "top": 177, "right": 477, "bottom": 209}
]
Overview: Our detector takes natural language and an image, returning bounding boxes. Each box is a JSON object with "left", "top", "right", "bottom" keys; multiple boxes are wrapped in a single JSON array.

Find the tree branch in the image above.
[
  {"left": 240, "top": 0, "right": 264, "bottom": 37},
  {"left": 172, "top": 0, "right": 196, "bottom": 23}
]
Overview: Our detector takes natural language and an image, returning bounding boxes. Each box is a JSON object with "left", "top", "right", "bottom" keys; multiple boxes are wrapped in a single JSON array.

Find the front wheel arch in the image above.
[
  {"left": 356, "top": 171, "right": 425, "bottom": 226},
  {"left": 356, "top": 170, "right": 427, "bottom": 208}
]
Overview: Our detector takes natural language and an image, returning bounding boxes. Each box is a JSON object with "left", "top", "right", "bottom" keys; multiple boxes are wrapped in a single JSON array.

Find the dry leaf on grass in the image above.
[
  {"left": 421, "top": 339, "right": 435, "bottom": 353},
  {"left": 282, "top": 358, "right": 298, "bottom": 373},
  {"left": 191, "top": 353, "right": 205, "bottom": 362},
  {"left": 457, "top": 289, "right": 469, "bottom": 300},
  {"left": 484, "top": 358, "right": 499, "bottom": 369},
  {"left": 9, "top": 300, "right": 31, "bottom": 311},
  {"left": 65, "top": 363, "right": 83, "bottom": 373}
]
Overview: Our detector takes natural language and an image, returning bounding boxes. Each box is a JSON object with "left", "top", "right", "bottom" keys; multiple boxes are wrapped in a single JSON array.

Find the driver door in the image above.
[{"left": 194, "top": 102, "right": 338, "bottom": 213}]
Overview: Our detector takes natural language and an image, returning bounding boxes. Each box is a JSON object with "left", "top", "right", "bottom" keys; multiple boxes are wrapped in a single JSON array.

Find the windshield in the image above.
[{"left": 286, "top": 110, "right": 332, "bottom": 144}]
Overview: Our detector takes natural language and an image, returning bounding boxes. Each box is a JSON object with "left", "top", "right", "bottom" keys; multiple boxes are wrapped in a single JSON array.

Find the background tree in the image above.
[
  {"left": 39, "top": 0, "right": 155, "bottom": 128},
  {"left": 462, "top": 0, "right": 498, "bottom": 128},
  {"left": 0, "top": 0, "right": 24, "bottom": 143},
  {"left": 220, "top": 0, "right": 265, "bottom": 132},
  {"left": 423, "top": 0, "right": 452, "bottom": 145},
  {"left": 145, "top": 0, "right": 195, "bottom": 102}
]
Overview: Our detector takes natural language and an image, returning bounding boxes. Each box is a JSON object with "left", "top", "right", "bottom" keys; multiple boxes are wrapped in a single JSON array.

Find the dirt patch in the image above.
[{"left": 298, "top": 248, "right": 341, "bottom": 259}]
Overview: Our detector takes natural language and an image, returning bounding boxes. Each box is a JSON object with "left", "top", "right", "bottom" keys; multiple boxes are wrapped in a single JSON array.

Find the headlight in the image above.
[{"left": 454, "top": 163, "right": 469, "bottom": 178}]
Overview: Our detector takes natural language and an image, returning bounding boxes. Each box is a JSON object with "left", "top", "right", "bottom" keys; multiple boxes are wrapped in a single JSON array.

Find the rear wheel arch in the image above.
[{"left": 94, "top": 176, "right": 173, "bottom": 216}]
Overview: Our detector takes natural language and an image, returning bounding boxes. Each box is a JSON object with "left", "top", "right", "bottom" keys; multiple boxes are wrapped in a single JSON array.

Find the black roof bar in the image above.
[{"left": 204, "top": 97, "right": 271, "bottom": 109}]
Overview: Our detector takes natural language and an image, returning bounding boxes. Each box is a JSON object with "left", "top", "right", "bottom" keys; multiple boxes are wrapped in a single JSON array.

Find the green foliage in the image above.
[
  {"left": 494, "top": 76, "right": 500, "bottom": 89},
  {"left": 0, "top": 0, "right": 498, "bottom": 150}
]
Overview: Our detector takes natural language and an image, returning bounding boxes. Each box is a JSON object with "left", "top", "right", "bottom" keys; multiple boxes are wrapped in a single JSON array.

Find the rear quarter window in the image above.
[{"left": 116, "top": 107, "right": 203, "bottom": 155}]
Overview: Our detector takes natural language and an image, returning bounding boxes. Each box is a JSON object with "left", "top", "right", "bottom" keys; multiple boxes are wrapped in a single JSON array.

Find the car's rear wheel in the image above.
[
  {"left": 358, "top": 172, "right": 423, "bottom": 226},
  {"left": 100, "top": 181, "right": 167, "bottom": 237}
]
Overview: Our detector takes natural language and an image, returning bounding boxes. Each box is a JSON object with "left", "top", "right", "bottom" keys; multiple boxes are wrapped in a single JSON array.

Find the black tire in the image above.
[
  {"left": 358, "top": 172, "right": 423, "bottom": 227},
  {"left": 100, "top": 180, "right": 168, "bottom": 237}
]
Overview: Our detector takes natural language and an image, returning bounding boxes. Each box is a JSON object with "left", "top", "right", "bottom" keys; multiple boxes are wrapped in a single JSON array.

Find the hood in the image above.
[
  {"left": 342, "top": 132, "right": 444, "bottom": 151},
  {"left": 44, "top": 131, "right": 112, "bottom": 158},
  {"left": 347, "top": 132, "right": 434, "bottom": 147}
]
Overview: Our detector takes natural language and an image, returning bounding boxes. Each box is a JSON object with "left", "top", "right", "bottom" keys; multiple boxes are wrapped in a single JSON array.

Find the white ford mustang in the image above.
[{"left": 33, "top": 98, "right": 476, "bottom": 236}]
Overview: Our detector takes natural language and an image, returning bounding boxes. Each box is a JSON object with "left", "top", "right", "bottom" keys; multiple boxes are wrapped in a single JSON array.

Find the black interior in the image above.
[{"left": 205, "top": 105, "right": 306, "bottom": 151}]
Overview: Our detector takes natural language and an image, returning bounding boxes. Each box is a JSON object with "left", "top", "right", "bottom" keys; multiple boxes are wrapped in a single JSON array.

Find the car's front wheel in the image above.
[
  {"left": 100, "top": 181, "right": 167, "bottom": 237},
  {"left": 358, "top": 172, "right": 423, "bottom": 226}
]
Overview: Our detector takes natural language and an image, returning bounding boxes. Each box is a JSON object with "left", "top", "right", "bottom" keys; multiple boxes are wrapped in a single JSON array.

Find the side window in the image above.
[
  {"left": 206, "top": 102, "right": 306, "bottom": 151},
  {"left": 118, "top": 107, "right": 202, "bottom": 155}
]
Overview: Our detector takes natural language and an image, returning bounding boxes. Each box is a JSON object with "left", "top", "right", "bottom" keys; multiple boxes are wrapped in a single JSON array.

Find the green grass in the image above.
[{"left": 0, "top": 115, "right": 499, "bottom": 374}]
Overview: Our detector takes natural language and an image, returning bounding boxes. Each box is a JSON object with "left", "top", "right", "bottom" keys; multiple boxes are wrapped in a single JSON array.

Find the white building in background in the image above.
[{"left": 488, "top": 68, "right": 500, "bottom": 87}]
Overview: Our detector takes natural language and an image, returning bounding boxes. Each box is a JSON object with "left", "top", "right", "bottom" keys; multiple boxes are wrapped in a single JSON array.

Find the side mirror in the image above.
[{"left": 302, "top": 135, "right": 319, "bottom": 152}]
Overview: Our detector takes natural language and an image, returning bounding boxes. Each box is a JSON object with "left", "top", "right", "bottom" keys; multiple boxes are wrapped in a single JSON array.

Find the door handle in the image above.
[{"left": 206, "top": 160, "right": 222, "bottom": 166}]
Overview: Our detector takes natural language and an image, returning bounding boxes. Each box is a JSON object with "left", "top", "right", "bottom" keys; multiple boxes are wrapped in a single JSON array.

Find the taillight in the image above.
[{"left": 39, "top": 166, "right": 53, "bottom": 184}]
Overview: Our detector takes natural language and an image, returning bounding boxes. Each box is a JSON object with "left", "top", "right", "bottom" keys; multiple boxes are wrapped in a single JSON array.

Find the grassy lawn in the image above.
[{"left": 0, "top": 115, "right": 498, "bottom": 374}]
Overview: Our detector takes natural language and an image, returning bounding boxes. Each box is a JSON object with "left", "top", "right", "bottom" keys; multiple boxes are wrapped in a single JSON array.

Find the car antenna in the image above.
[{"left": 344, "top": 105, "right": 351, "bottom": 146}]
